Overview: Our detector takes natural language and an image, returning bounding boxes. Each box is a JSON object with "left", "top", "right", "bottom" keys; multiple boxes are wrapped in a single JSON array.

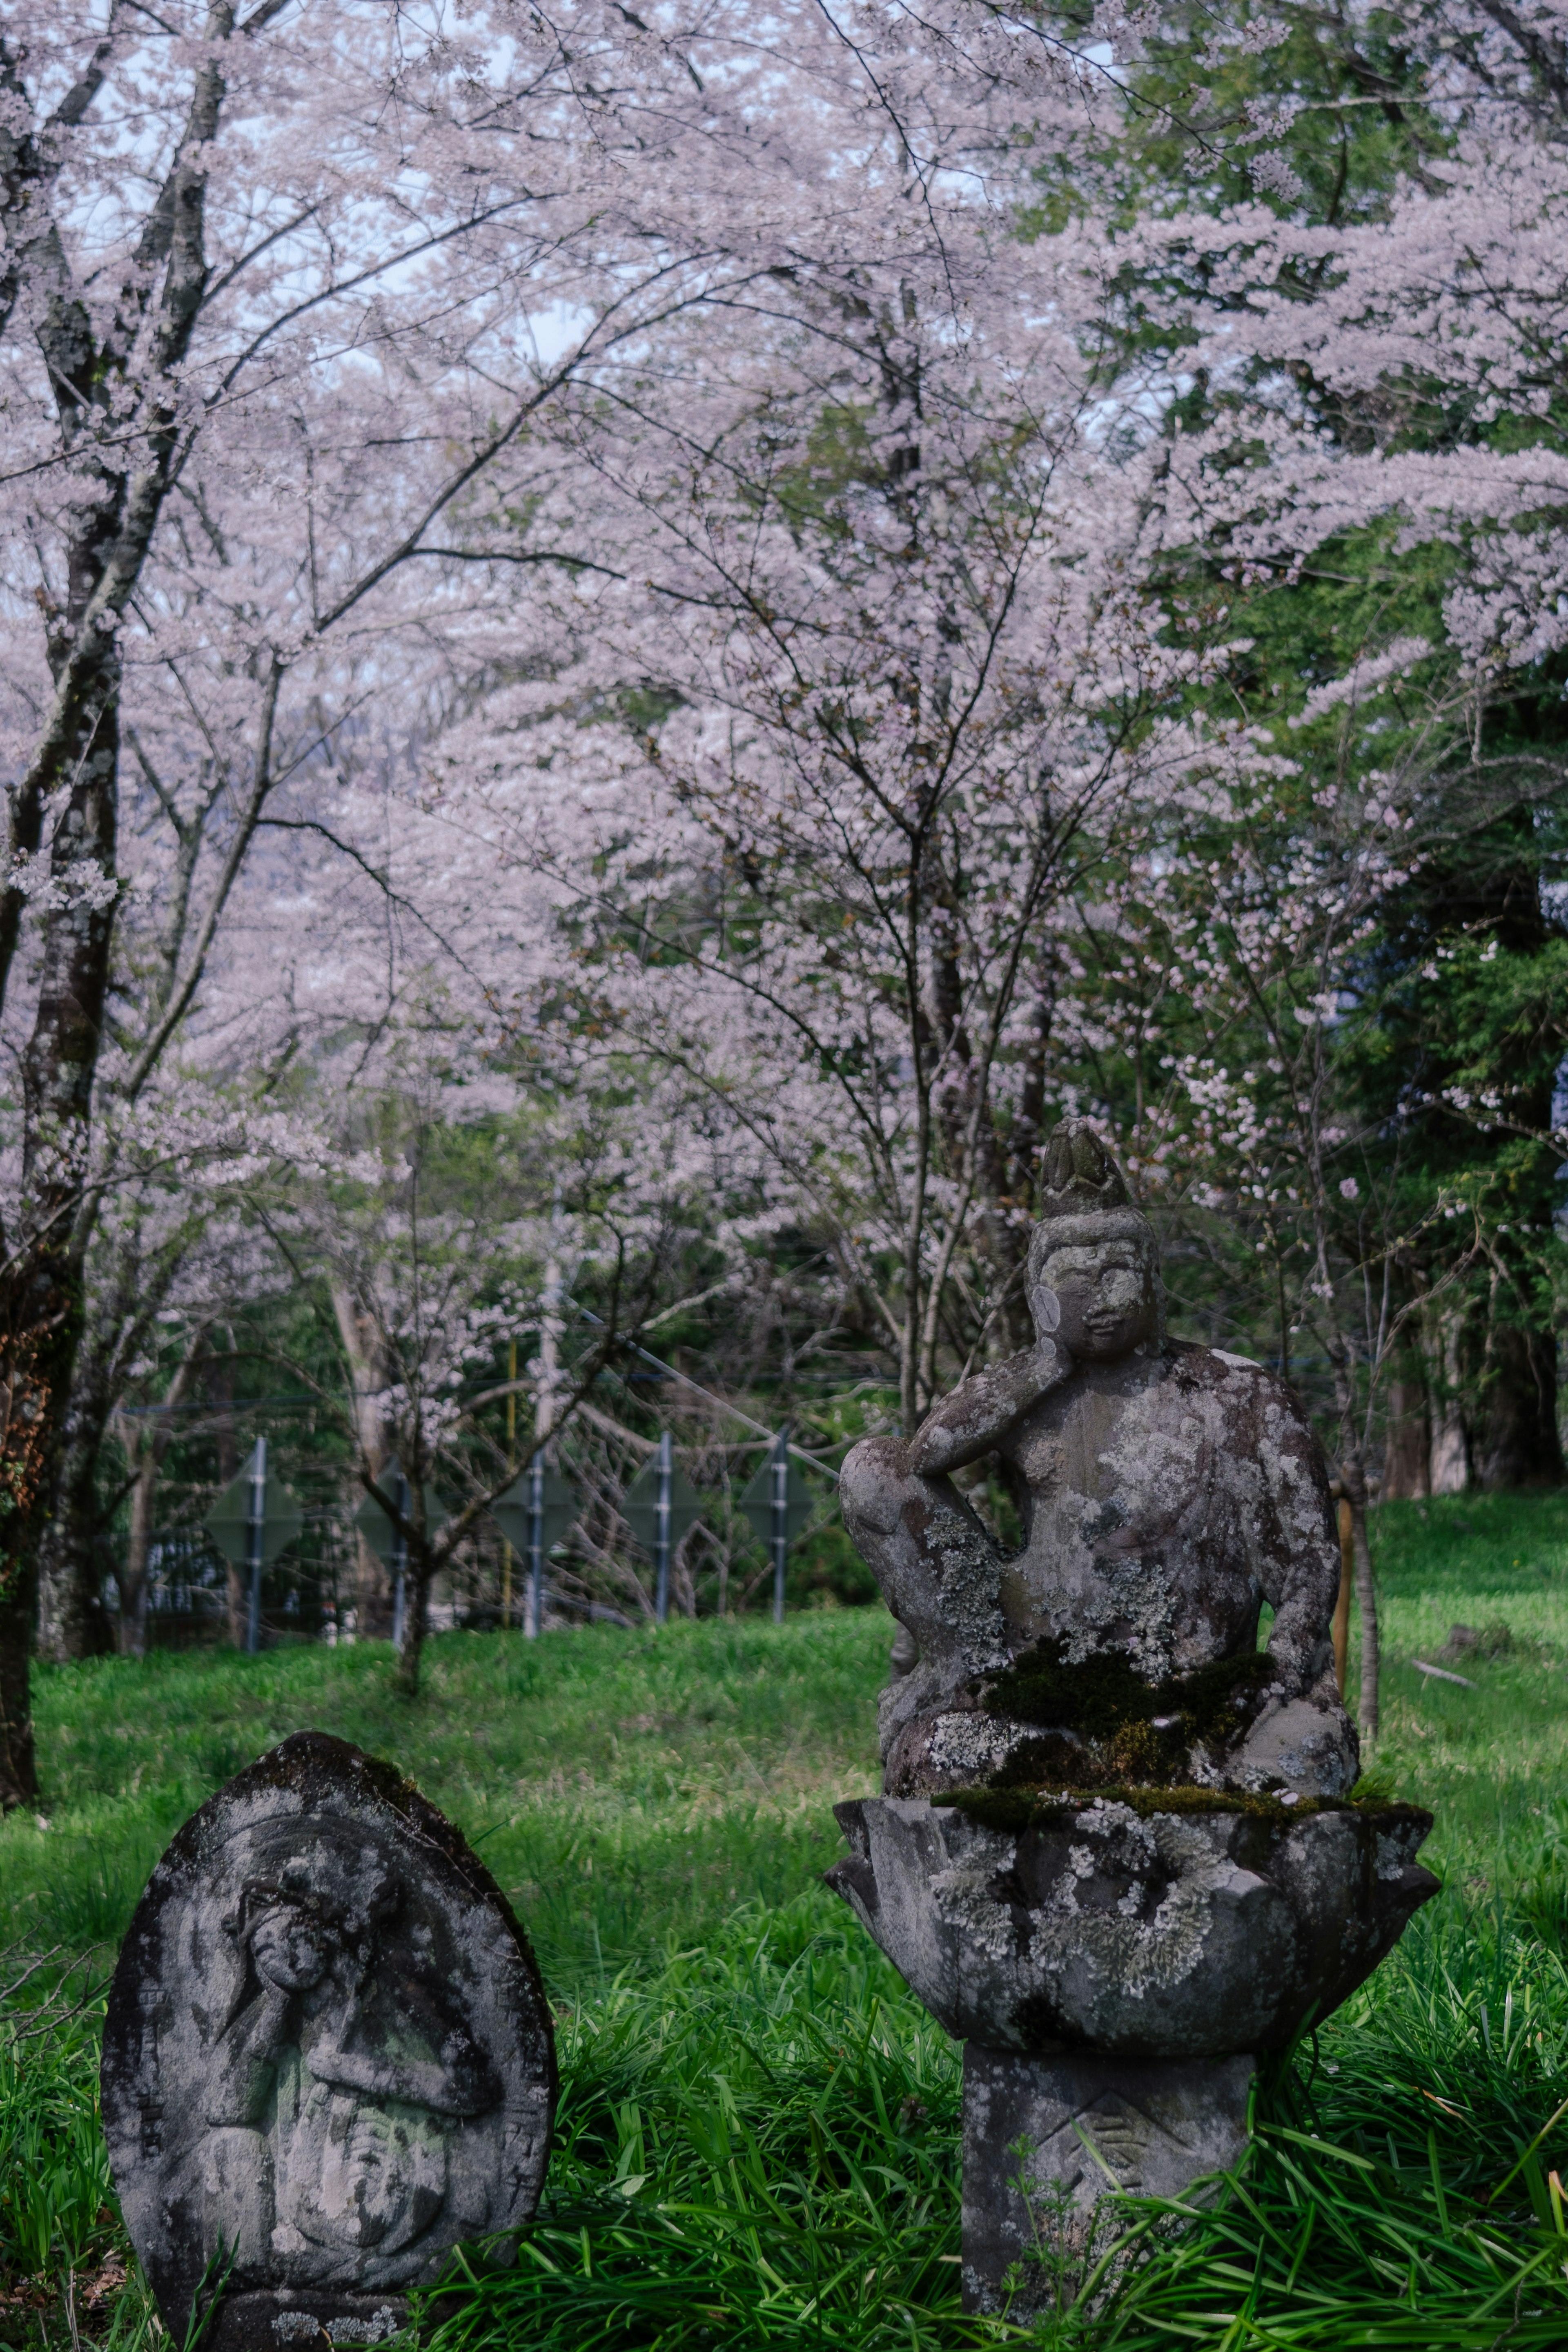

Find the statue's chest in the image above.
[
  {"left": 1011, "top": 1378, "right": 1217, "bottom": 1546},
  {"left": 1001, "top": 1371, "right": 1259, "bottom": 1670}
]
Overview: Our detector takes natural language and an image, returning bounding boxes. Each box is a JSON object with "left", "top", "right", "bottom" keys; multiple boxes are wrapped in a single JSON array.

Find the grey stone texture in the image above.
[
  {"left": 101, "top": 1731, "right": 555, "bottom": 2352},
  {"left": 826, "top": 1793, "right": 1436, "bottom": 2056},
  {"left": 839, "top": 1123, "right": 1361, "bottom": 1804},
  {"left": 834, "top": 1123, "right": 1382, "bottom": 1805},
  {"left": 825, "top": 1120, "right": 1438, "bottom": 2311},
  {"left": 960, "top": 2047, "right": 1254, "bottom": 2316}
]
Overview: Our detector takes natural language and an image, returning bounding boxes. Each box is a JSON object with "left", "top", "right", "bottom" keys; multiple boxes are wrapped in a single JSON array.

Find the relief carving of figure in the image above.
[
  {"left": 840, "top": 1120, "right": 1359, "bottom": 1802},
  {"left": 200, "top": 1857, "right": 498, "bottom": 2288},
  {"left": 102, "top": 1732, "right": 556, "bottom": 2352}
]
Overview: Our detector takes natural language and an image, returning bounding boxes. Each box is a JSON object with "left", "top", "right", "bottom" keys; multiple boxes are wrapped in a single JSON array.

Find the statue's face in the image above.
[
  {"left": 1032, "top": 1239, "right": 1157, "bottom": 1361},
  {"left": 250, "top": 1905, "right": 331, "bottom": 1992}
]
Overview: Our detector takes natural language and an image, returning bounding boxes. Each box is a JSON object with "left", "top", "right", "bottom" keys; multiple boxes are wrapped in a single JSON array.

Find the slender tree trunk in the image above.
[
  {"left": 395, "top": 1543, "right": 433, "bottom": 1697},
  {"left": 331, "top": 1279, "right": 395, "bottom": 1638},
  {"left": 1429, "top": 1308, "right": 1470, "bottom": 1494},
  {"left": 35, "top": 1411, "right": 117, "bottom": 1662},
  {"left": 1331, "top": 1496, "right": 1353, "bottom": 1696},
  {"left": 117, "top": 1459, "right": 159, "bottom": 1658},
  {"left": 106, "top": 1328, "right": 205, "bottom": 1658},
  {"left": 1381, "top": 1375, "right": 1432, "bottom": 1501},
  {"left": 1322, "top": 1268, "right": 1381, "bottom": 1744},
  {"left": 209, "top": 1353, "right": 246, "bottom": 1646}
]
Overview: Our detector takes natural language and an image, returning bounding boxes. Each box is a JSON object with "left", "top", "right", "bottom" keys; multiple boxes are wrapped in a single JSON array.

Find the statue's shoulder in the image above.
[{"left": 1162, "top": 1339, "right": 1303, "bottom": 1414}]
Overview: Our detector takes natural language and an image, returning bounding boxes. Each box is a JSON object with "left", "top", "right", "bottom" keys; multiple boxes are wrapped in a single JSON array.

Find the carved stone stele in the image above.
[{"left": 101, "top": 1732, "right": 555, "bottom": 2352}]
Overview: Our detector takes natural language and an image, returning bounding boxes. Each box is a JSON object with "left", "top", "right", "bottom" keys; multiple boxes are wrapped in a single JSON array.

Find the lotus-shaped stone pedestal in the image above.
[{"left": 827, "top": 1790, "right": 1437, "bottom": 2314}]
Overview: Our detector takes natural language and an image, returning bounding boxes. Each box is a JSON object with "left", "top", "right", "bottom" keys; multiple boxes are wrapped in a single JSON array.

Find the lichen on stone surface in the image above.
[
  {"left": 933, "top": 1781, "right": 1299, "bottom": 1834},
  {"left": 924, "top": 1710, "right": 1029, "bottom": 1781},
  {"left": 928, "top": 1503, "right": 1012, "bottom": 1676}
]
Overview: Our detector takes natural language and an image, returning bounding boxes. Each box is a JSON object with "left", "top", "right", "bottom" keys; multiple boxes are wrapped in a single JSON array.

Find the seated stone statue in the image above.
[{"left": 840, "top": 1121, "right": 1358, "bottom": 1802}]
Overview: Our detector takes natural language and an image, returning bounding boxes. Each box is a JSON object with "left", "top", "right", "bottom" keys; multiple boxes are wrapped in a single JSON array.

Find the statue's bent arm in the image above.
[
  {"left": 206, "top": 1984, "right": 291, "bottom": 2127},
  {"left": 908, "top": 1342, "right": 1071, "bottom": 1477},
  {"left": 306, "top": 2005, "right": 499, "bottom": 2117}
]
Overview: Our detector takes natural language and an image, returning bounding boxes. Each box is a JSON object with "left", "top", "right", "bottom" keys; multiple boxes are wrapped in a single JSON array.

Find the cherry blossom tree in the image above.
[
  {"left": 436, "top": 174, "right": 1261, "bottom": 1432},
  {"left": 3, "top": 0, "right": 1017, "bottom": 1799},
  {"left": 24, "top": 0, "right": 1567, "bottom": 1771},
  {"left": 1109, "top": 0, "right": 1568, "bottom": 728}
]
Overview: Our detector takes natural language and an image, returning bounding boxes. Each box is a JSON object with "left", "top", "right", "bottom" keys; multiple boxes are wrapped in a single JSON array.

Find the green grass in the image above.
[
  {"left": 2, "top": 1611, "right": 889, "bottom": 1978},
  {"left": 4, "top": 1502, "right": 1568, "bottom": 2349},
  {"left": 1365, "top": 1493, "right": 1568, "bottom": 1875}
]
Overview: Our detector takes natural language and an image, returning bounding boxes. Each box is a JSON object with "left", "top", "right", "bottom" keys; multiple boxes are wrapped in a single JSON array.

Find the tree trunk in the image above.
[
  {"left": 0, "top": 5, "right": 238, "bottom": 1809},
  {"left": 331, "top": 1280, "right": 395, "bottom": 1638},
  {"left": 35, "top": 1435, "right": 117, "bottom": 1663},
  {"left": 1331, "top": 1496, "right": 1353, "bottom": 1696},
  {"left": 1324, "top": 1291, "right": 1380, "bottom": 1746},
  {"left": 209, "top": 1353, "right": 247, "bottom": 1647},
  {"left": 1478, "top": 1322, "right": 1564, "bottom": 1490},
  {"left": 0, "top": 598, "right": 122, "bottom": 1800},
  {"left": 0, "top": 1324, "right": 81, "bottom": 1808},
  {"left": 1338, "top": 1454, "right": 1380, "bottom": 1746},
  {"left": 352, "top": 1532, "right": 392, "bottom": 1641},
  {"left": 0, "top": 1587, "right": 34, "bottom": 1812},
  {"left": 1381, "top": 1376, "right": 1431, "bottom": 1501},
  {"left": 117, "top": 1458, "right": 159, "bottom": 1658},
  {"left": 1429, "top": 1311, "right": 1470, "bottom": 1494},
  {"left": 1351, "top": 1502, "right": 1379, "bottom": 1746},
  {"left": 395, "top": 1559, "right": 431, "bottom": 1697}
]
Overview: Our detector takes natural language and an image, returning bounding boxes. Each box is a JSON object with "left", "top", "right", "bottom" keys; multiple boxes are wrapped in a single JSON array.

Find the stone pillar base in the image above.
[
  {"left": 204, "top": 2291, "right": 408, "bottom": 2352},
  {"left": 960, "top": 2045, "right": 1255, "bottom": 2318}
]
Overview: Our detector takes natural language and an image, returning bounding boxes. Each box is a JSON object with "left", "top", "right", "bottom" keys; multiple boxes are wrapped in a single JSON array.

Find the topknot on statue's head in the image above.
[{"left": 1037, "top": 1120, "right": 1132, "bottom": 1222}]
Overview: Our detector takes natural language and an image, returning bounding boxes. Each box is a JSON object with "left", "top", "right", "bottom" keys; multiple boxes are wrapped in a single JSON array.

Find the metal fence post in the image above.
[
  {"left": 391, "top": 1467, "right": 409, "bottom": 1651},
  {"left": 771, "top": 1428, "right": 789, "bottom": 1625},
  {"left": 655, "top": 1430, "right": 673, "bottom": 1623},
  {"left": 245, "top": 1436, "right": 267, "bottom": 1654}
]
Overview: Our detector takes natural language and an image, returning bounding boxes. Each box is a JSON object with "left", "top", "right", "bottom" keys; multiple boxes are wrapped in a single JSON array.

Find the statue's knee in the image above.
[{"left": 839, "top": 1436, "right": 920, "bottom": 1537}]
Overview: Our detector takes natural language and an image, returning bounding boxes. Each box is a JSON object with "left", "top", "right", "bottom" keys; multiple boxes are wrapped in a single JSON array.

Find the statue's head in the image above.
[
  {"left": 223, "top": 1873, "right": 343, "bottom": 1992},
  {"left": 221, "top": 1855, "right": 398, "bottom": 1995},
  {"left": 1026, "top": 1121, "right": 1163, "bottom": 1362}
]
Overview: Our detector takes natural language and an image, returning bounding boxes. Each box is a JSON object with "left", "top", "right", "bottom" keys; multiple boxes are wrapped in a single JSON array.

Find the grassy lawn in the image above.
[
  {"left": 1, "top": 1610, "right": 890, "bottom": 1980},
  {"left": 1368, "top": 1493, "right": 1568, "bottom": 1871},
  {"left": 3, "top": 1503, "right": 1568, "bottom": 2348}
]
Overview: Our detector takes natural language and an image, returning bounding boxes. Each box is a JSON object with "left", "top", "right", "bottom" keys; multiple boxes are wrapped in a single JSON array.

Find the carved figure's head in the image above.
[
  {"left": 1027, "top": 1120, "right": 1163, "bottom": 1361},
  {"left": 222, "top": 1850, "right": 401, "bottom": 1997},
  {"left": 223, "top": 1872, "right": 345, "bottom": 1992}
]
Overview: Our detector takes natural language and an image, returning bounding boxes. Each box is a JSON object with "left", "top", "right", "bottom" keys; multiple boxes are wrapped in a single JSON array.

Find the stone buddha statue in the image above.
[
  {"left": 828, "top": 1122, "right": 1434, "bottom": 2321},
  {"left": 840, "top": 1118, "right": 1359, "bottom": 1803}
]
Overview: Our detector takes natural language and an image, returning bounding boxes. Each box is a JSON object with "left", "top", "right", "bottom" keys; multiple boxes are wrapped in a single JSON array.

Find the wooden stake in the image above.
[{"left": 1333, "top": 1496, "right": 1354, "bottom": 1697}]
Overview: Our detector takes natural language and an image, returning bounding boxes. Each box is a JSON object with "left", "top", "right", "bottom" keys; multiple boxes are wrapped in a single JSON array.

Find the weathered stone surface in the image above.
[
  {"left": 960, "top": 2047, "right": 1254, "bottom": 2317},
  {"left": 826, "top": 1119, "right": 1442, "bottom": 2313},
  {"left": 827, "top": 1794, "right": 1437, "bottom": 2058},
  {"left": 837, "top": 1121, "right": 1361, "bottom": 1801},
  {"left": 101, "top": 1732, "right": 555, "bottom": 2352}
]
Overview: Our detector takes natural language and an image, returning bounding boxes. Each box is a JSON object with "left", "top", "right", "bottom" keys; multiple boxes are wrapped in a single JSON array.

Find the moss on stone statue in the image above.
[
  {"left": 933, "top": 1782, "right": 1430, "bottom": 1835},
  {"left": 978, "top": 1636, "right": 1282, "bottom": 1788}
]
